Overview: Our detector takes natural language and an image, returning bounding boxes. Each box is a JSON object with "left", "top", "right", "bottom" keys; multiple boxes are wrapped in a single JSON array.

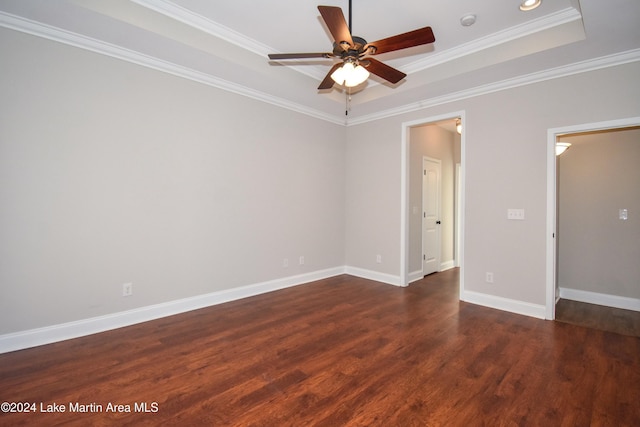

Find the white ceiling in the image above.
[{"left": 1, "top": 0, "right": 639, "bottom": 125}]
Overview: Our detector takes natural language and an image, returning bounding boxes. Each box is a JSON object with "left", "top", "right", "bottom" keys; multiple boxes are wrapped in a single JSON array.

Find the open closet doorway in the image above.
[
  {"left": 401, "top": 113, "right": 464, "bottom": 290},
  {"left": 546, "top": 117, "right": 640, "bottom": 321}
]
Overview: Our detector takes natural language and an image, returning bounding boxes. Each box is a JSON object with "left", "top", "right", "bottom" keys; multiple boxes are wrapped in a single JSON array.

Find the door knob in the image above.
[{"left": 436, "top": 220, "right": 441, "bottom": 224}]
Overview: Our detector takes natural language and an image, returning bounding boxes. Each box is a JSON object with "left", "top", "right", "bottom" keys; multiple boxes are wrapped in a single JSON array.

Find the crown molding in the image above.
[
  {"left": 131, "top": 0, "right": 327, "bottom": 81},
  {"left": 0, "top": 11, "right": 344, "bottom": 125},
  {"left": 132, "top": 1, "right": 582, "bottom": 82},
  {"left": 2, "top": 10, "right": 638, "bottom": 128},
  {"left": 403, "top": 7, "right": 583, "bottom": 75},
  {"left": 346, "top": 48, "right": 640, "bottom": 126},
  {"left": 131, "top": 0, "right": 271, "bottom": 57}
]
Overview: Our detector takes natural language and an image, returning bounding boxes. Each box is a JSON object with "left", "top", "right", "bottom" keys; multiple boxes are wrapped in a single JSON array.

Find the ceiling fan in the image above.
[{"left": 268, "top": 2, "right": 435, "bottom": 90}]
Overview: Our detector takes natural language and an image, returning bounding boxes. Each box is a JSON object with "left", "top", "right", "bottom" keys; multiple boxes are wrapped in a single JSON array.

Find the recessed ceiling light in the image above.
[
  {"left": 520, "top": 0, "right": 542, "bottom": 11},
  {"left": 460, "top": 14, "right": 476, "bottom": 27}
]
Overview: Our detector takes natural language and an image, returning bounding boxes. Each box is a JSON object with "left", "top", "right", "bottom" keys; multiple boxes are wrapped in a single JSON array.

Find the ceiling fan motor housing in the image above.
[{"left": 333, "top": 36, "right": 369, "bottom": 58}]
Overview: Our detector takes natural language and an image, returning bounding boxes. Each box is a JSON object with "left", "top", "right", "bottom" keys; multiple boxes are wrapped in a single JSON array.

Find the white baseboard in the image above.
[
  {"left": 440, "top": 260, "right": 455, "bottom": 271},
  {"left": 559, "top": 287, "right": 640, "bottom": 312},
  {"left": 343, "top": 266, "right": 404, "bottom": 287},
  {"left": 409, "top": 262, "right": 456, "bottom": 284},
  {"left": 408, "top": 270, "right": 424, "bottom": 283},
  {"left": 3, "top": 266, "right": 557, "bottom": 354},
  {"left": 0, "top": 267, "right": 345, "bottom": 354},
  {"left": 462, "top": 290, "right": 546, "bottom": 319}
]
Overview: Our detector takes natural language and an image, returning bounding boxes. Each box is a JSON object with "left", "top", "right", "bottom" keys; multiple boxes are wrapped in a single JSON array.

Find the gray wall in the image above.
[
  {"left": 1, "top": 24, "right": 639, "bottom": 336},
  {"left": 346, "top": 62, "right": 640, "bottom": 306},
  {"left": 557, "top": 128, "right": 640, "bottom": 299},
  {"left": 0, "top": 29, "right": 346, "bottom": 334}
]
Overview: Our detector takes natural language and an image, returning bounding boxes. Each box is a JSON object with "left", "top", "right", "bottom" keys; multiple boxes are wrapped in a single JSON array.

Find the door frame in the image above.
[
  {"left": 401, "top": 110, "right": 466, "bottom": 296},
  {"left": 545, "top": 116, "right": 640, "bottom": 319},
  {"left": 455, "top": 163, "right": 461, "bottom": 267},
  {"left": 422, "top": 156, "right": 442, "bottom": 276}
]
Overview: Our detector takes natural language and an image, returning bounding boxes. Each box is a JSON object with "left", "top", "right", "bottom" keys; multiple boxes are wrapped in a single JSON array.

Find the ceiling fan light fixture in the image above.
[
  {"left": 519, "top": 0, "right": 542, "bottom": 11},
  {"left": 331, "top": 61, "right": 370, "bottom": 87}
]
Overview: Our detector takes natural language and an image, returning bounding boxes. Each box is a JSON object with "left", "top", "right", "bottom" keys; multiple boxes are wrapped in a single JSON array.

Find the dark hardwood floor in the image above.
[
  {"left": 1, "top": 269, "right": 639, "bottom": 426},
  {"left": 555, "top": 299, "right": 640, "bottom": 337}
]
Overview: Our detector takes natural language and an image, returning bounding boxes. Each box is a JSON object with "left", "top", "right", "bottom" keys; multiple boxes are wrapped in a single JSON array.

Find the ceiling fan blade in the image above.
[
  {"left": 318, "top": 6, "right": 353, "bottom": 50},
  {"left": 363, "top": 58, "right": 406, "bottom": 84},
  {"left": 268, "top": 52, "right": 333, "bottom": 60},
  {"left": 318, "top": 63, "right": 343, "bottom": 90},
  {"left": 365, "top": 27, "right": 435, "bottom": 55}
]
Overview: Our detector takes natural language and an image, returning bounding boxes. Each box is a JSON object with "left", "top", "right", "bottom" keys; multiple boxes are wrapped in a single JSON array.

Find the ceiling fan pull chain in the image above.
[
  {"left": 345, "top": 90, "right": 348, "bottom": 116},
  {"left": 345, "top": 86, "right": 352, "bottom": 116}
]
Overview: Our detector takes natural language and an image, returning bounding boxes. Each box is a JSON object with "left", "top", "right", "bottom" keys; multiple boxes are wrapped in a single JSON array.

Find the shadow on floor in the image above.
[{"left": 555, "top": 299, "right": 640, "bottom": 338}]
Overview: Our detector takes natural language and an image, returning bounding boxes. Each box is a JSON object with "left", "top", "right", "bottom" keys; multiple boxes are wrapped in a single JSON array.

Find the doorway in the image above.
[
  {"left": 401, "top": 111, "right": 465, "bottom": 292},
  {"left": 546, "top": 116, "right": 640, "bottom": 319}
]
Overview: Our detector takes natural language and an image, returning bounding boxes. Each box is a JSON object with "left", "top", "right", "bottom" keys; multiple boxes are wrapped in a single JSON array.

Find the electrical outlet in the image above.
[
  {"left": 299, "top": 256, "right": 305, "bottom": 265},
  {"left": 283, "top": 258, "right": 289, "bottom": 268},
  {"left": 122, "top": 282, "right": 133, "bottom": 297},
  {"left": 376, "top": 254, "right": 382, "bottom": 264},
  {"left": 485, "top": 272, "right": 494, "bottom": 283}
]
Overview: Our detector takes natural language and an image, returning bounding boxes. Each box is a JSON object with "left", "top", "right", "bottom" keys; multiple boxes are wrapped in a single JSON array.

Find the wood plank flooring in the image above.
[{"left": 1, "top": 269, "right": 639, "bottom": 426}]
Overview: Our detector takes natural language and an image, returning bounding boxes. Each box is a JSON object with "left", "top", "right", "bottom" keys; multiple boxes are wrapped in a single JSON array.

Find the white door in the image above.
[{"left": 423, "top": 157, "right": 441, "bottom": 276}]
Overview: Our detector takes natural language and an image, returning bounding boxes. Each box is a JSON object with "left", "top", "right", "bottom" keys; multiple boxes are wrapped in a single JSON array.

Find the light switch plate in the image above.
[{"left": 507, "top": 208, "right": 525, "bottom": 220}]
